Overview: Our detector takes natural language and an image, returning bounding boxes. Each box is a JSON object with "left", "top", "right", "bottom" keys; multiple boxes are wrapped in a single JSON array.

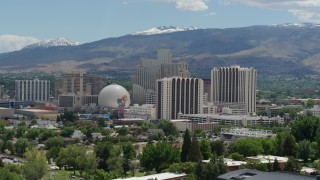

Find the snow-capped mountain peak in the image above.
[
  {"left": 270, "top": 23, "right": 320, "bottom": 28},
  {"left": 132, "top": 26, "right": 197, "bottom": 35},
  {"left": 23, "top": 38, "right": 82, "bottom": 49}
]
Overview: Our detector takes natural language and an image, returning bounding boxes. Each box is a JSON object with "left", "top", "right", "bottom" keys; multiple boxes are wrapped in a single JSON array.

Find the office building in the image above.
[
  {"left": 55, "top": 72, "right": 103, "bottom": 98},
  {"left": 211, "top": 65, "right": 257, "bottom": 115},
  {"left": 55, "top": 72, "right": 103, "bottom": 107},
  {"left": 15, "top": 78, "right": 50, "bottom": 102},
  {"left": 156, "top": 77, "right": 203, "bottom": 120},
  {"left": 132, "top": 49, "right": 190, "bottom": 105}
]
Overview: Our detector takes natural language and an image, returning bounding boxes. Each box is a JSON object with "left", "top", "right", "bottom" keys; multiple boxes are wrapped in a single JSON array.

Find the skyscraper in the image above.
[
  {"left": 156, "top": 77, "right": 203, "bottom": 120},
  {"left": 211, "top": 65, "right": 256, "bottom": 115},
  {"left": 55, "top": 72, "right": 103, "bottom": 98},
  {"left": 132, "top": 49, "right": 190, "bottom": 105},
  {"left": 15, "top": 78, "right": 50, "bottom": 102}
]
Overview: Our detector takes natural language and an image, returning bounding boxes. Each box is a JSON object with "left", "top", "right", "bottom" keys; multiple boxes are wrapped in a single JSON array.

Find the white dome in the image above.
[{"left": 98, "top": 84, "right": 131, "bottom": 109}]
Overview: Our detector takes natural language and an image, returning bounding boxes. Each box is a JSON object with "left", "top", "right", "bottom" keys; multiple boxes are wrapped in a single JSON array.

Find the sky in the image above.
[{"left": 1, "top": 0, "right": 320, "bottom": 53}]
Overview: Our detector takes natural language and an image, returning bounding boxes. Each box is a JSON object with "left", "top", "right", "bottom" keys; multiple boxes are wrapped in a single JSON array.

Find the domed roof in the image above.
[{"left": 98, "top": 84, "right": 131, "bottom": 109}]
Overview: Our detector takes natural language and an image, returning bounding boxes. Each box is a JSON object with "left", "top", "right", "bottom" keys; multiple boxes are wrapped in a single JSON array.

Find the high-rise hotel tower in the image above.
[
  {"left": 132, "top": 49, "right": 190, "bottom": 105},
  {"left": 156, "top": 77, "right": 203, "bottom": 120},
  {"left": 15, "top": 78, "right": 50, "bottom": 102},
  {"left": 211, "top": 65, "right": 256, "bottom": 115}
]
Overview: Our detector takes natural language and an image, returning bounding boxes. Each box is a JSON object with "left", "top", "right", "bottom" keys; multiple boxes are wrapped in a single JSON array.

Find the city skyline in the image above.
[{"left": 1, "top": 0, "right": 318, "bottom": 53}]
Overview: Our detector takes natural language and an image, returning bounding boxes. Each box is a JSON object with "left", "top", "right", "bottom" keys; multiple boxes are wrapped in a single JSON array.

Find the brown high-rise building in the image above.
[{"left": 55, "top": 72, "right": 103, "bottom": 98}]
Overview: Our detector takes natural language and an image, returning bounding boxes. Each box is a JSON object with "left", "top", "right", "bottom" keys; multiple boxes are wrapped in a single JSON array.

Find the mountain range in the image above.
[{"left": 1, "top": 24, "right": 320, "bottom": 76}]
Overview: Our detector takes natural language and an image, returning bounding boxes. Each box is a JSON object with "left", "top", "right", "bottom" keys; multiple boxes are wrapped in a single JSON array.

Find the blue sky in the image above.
[{"left": 1, "top": 0, "right": 319, "bottom": 52}]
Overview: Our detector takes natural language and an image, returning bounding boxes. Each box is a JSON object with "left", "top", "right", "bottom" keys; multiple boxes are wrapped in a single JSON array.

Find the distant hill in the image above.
[{"left": 1, "top": 24, "right": 320, "bottom": 76}]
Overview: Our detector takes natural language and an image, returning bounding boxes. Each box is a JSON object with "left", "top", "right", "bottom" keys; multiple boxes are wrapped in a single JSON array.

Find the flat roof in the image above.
[
  {"left": 15, "top": 109, "right": 56, "bottom": 113},
  {"left": 114, "top": 173, "right": 186, "bottom": 180},
  {"left": 218, "top": 169, "right": 316, "bottom": 180}
]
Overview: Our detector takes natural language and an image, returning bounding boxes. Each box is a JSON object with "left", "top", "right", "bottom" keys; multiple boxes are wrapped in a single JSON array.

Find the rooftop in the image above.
[
  {"left": 114, "top": 172, "right": 187, "bottom": 180},
  {"left": 218, "top": 169, "right": 317, "bottom": 180}
]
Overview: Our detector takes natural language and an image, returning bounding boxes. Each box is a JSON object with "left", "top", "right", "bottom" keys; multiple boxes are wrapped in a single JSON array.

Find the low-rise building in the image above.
[
  {"left": 171, "top": 119, "right": 217, "bottom": 132},
  {"left": 71, "top": 130, "right": 86, "bottom": 142},
  {"left": 246, "top": 155, "right": 288, "bottom": 170},
  {"left": 15, "top": 109, "right": 58, "bottom": 120},
  {"left": 217, "top": 169, "right": 317, "bottom": 180},
  {"left": 0, "top": 107, "right": 14, "bottom": 119},
  {"left": 177, "top": 113, "right": 284, "bottom": 126},
  {"left": 220, "top": 128, "right": 275, "bottom": 141},
  {"left": 114, "top": 172, "right": 187, "bottom": 180},
  {"left": 124, "top": 104, "right": 157, "bottom": 120},
  {"left": 113, "top": 118, "right": 145, "bottom": 125}
]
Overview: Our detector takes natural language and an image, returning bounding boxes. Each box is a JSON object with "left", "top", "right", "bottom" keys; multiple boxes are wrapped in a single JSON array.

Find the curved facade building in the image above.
[{"left": 98, "top": 84, "right": 131, "bottom": 109}]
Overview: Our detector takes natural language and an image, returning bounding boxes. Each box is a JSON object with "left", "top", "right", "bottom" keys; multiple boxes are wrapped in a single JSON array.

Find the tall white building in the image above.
[
  {"left": 15, "top": 78, "right": 50, "bottom": 102},
  {"left": 211, "top": 65, "right": 256, "bottom": 115},
  {"left": 156, "top": 77, "right": 203, "bottom": 120},
  {"left": 132, "top": 49, "right": 190, "bottom": 105}
]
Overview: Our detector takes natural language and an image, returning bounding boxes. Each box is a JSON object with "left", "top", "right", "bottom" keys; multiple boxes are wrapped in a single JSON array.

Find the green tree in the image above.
[
  {"left": 95, "top": 141, "right": 113, "bottom": 170},
  {"left": 297, "top": 140, "right": 310, "bottom": 162},
  {"left": 56, "top": 115, "right": 61, "bottom": 123},
  {"left": 187, "top": 134, "right": 202, "bottom": 162},
  {"left": 273, "top": 158, "right": 279, "bottom": 171},
  {"left": 291, "top": 116, "right": 319, "bottom": 141},
  {"left": 229, "top": 153, "right": 245, "bottom": 161},
  {"left": 284, "top": 156, "right": 301, "bottom": 172},
  {"left": 122, "top": 142, "right": 136, "bottom": 176},
  {"left": 200, "top": 139, "right": 211, "bottom": 160},
  {"left": 242, "top": 159, "right": 268, "bottom": 172},
  {"left": 56, "top": 145, "right": 97, "bottom": 175},
  {"left": 282, "top": 133, "right": 296, "bottom": 157},
  {"left": 274, "top": 132, "right": 284, "bottom": 156},
  {"left": 46, "top": 146, "right": 61, "bottom": 162},
  {"left": 196, "top": 155, "right": 227, "bottom": 180},
  {"left": 210, "top": 140, "right": 225, "bottom": 156},
  {"left": 3, "top": 129, "right": 15, "bottom": 141},
  {"left": 25, "top": 128, "right": 40, "bottom": 140},
  {"left": 181, "top": 129, "right": 191, "bottom": 162},
  {"left": 117, "top": 126, "right": 130, "bottom": 136},
  {"left": 15, "top": 138, "right": 30, "bottom": 156},
  {"left": 306, "top": 99, "right": 315, "bottom": 108},
  {"left": 107, "top": 146, "right": 123, "bottom": 172},
  {"left": 167, "top": 162, "right": 197, "bottom": 174},
  {"left": 229, "top": 138, "right": 264, "bottom": 157},
  {"left": 140, "top": 141, "right": 180, "bottom": 173},
  {"left": 59, "top": 126, "right": 74, "bottom": 137},
  {"left": 16, "top": 125, "right": 27, "bottom": 138},
  {"left": 38, "top": 129, "right": 56, "bottom": 142},
  {"left": 158, "top": 119, "right": 179, "bottom": 137},
  {"left": 0, "top": 168, "right": 24, "bottom": 180},
  {"left": 22, "top": 148, "right": 48, "bottom": 180},
  {"left": 45, "top": 136, "right": 64, "bottom": 150},
  {"left": 30, "top": 119, "right": 37, "bottom": 126},
  {"left": 61, "top": 109, "right": 78, "bottom": 122},
  {"left": 97, "top": 118, "right": 106, "bottom": 127}
]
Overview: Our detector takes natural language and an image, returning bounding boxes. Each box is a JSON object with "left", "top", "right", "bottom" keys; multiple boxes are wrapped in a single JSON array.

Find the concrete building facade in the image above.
[
  {"left": 156, "top": 77, "right": 203, "bottom": 120},
  {"left": 132, "top": 49, "right": 190, "bottom": 105},
  {"left": 15, "top": 78, "right": 50, "bottom": 102},
  {"left": 211, "top": 65, "right": 257, "bottom": 115}
]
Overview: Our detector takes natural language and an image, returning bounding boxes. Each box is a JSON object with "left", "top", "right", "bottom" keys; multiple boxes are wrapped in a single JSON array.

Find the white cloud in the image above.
[
  {"left": 0, "top": 35, "right": 40, "bottom": 53},
  {"left": 222, "top": 0, "right": 320, "bottom": 23},
  {"left": 151, "top": 0, "right": 209, "bottom": 11},
  {"left": 206, "top": 11, "right": 217, "bottom": 16},
  {"left": 123, "top": 1, "right": 129, "bottom": 5}
]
